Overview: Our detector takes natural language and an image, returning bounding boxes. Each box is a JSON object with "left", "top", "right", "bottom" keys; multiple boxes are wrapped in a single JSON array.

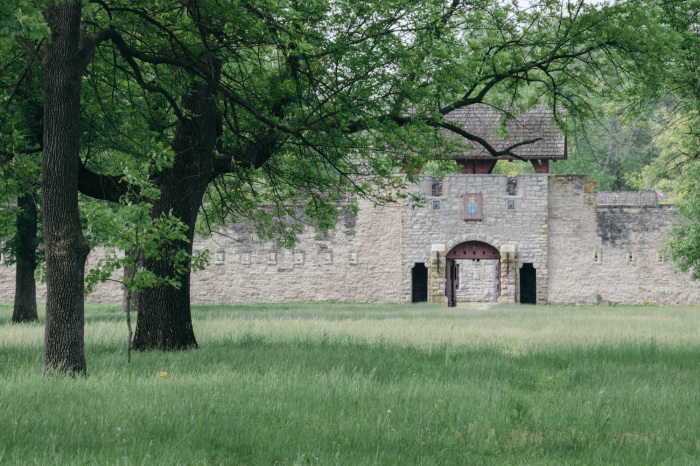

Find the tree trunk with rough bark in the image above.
[
  {"left": 41, "top": 3, "right": 90, "bottom": 373},
  {"left": 132, "top": 80, "right": 219, "bottom": 351},
  {"left": 12, "top": 193, "right": 38, "bottom": 323}
]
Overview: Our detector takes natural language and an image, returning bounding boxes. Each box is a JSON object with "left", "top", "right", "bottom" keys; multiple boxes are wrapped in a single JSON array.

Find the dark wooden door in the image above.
[{"left": 447, "top": 260, "right": 457, "bottom": 307}]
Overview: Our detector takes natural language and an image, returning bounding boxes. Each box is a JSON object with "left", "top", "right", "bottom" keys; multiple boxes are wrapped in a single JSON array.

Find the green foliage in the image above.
[
  {"left": 86, "top": 0, "right": 659, "bottom": 249},
  {"left": 82, "top": 163, "right": 208, "bottom": 295},
  {"left": 0, "top": 2, "right": 49, "bottom": 39},
  {"left": 663, "top": 161, "right": 700, "bottom": 279},
  {"left": 492, "top": 160, "right": 535, "bottom": 176}
]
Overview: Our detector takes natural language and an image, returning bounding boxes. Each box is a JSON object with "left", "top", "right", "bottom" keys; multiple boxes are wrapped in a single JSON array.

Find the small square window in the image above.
[
  {"left": 507, "top": 200, "right": 515, "bottom": 210},
  {"left": 432, "top": 200, "right": 441, "bottom": 210},
  {"left": 349, "top": 252, "right": 359, "bottom": 265}
]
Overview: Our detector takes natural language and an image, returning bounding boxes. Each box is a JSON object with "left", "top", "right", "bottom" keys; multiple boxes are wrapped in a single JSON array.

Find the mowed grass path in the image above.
[{"left": 0, "top": 302, "right": 699, "bottom": 465}]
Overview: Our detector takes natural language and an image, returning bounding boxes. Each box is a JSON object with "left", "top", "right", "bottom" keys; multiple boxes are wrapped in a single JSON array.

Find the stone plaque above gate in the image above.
[{"left": 462, "top": 193, "right": 483, "bottom": 221}]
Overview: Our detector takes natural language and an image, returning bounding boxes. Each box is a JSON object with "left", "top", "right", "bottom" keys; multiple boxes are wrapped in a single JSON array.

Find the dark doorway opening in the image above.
[
  {"left": 520, "top": 263, "right": 537, "bottom": 304},
  {"left": 412, "top": 263, "right": 428, "bottom": 303}
]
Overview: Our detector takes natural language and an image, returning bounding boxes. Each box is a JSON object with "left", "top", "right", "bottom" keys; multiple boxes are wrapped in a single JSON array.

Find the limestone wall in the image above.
[
  {"left": 455, "top": 259, "right": 499, "bottom": 303},
  {"left": 548, "top": 175, "right": 700, "bottom": 305},
  {"left": 0, "top": 199, "right": 403, "bottom": 305},
  {"left": 597, "top": 190, "right": 659, "bottom": 205},
  {"left": 0, "top": 247, "right": 126, "bottom": 306},
  {"left": 401, "top": 174, "right": 550, "bottom": 304},
  {"left": 0, "top": 253, "right": 15, "bottom": 300},
  {"left": 4, "top": 174, "right": 700, "bottom": 307},
  {"left": 187, "top": 199, "right": 402, "bottom": 304}
]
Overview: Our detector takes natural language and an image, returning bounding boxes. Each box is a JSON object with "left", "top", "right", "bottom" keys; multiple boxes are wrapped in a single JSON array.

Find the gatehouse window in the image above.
[
  {"left": 507, "top": 177, "right": 517, "bottom": 195},
  {"left": 432, "top": 200, "right": 441, "bottom": 210},
  {"left": 431, "top": 177, "right": 443, "bottom": 197}
]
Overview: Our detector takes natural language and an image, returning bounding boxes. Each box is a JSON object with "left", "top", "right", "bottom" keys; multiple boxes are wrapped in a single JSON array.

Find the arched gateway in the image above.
[{"left": 445, "top": 241, "right": 501, "bottom": 307}]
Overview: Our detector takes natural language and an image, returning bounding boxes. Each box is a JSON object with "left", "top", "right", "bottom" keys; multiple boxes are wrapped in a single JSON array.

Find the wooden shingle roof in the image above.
[{"left": 443, "top": 106, "right": 566, "bottom": 160}]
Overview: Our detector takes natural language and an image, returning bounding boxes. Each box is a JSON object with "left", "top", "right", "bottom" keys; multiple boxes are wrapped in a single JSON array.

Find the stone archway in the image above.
[{"left": 445, "top": 241, "right": 501, "bottom": 306}]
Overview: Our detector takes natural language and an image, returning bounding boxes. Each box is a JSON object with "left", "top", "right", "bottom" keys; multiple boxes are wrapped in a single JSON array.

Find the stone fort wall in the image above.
[
  {"left": 547, "top": 175, "right": 700, "bottom": 305},
  {"left": 0, "top": 197, "right": 404, "bottom": 305},
  {"left": 1, "top": 174, "right": 700, "bottom": 306}
]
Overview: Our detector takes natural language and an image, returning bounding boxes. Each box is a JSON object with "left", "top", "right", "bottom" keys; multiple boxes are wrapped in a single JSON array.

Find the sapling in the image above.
[{"left": 84, "top": 161, "right": 208, "bottom": 364}]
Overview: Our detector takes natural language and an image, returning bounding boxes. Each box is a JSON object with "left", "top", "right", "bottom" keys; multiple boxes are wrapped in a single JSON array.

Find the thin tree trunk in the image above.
[
  {"left": 125, "top": 265, "right": 136, "bottom": 364},
  {"left": 132, "top": 79, "right": 219, "bottom": 351},
  {"left": 12, "top": 193, "right": 38, "bottom": 323},
  {"left": 42, "top": 3, "right": 90, "bottom": 374},
  {"left": 121, "top": 248, "right": 143, "bottom": 313}
]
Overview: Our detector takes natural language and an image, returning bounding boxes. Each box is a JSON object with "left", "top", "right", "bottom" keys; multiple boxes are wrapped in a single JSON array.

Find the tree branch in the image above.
[
  {"left": 78, "top": 163, "right": 132, "bottom": 203},
  {"left": 14, "top": 37, "right": 42, "bottom": 66},
  {"left": 79, "top": 27, "right": 118, "bottom": 74}
]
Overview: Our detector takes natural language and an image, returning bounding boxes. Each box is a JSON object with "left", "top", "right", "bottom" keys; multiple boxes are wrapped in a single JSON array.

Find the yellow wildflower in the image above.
[{"left": 160, "top": 371, "right": 167, "bottom": 377}]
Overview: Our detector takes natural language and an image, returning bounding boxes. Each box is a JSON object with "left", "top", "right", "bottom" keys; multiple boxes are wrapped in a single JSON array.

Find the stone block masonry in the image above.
[
  {"left": 186, "top": 199, "right": 403, "bottom": 304},
  {"left": 2, "top": 174, "right": 700, "bottom": 306},
  {"left": 403, "top": 174, "right": 550, "bottom": 304},
  {"left": 0, "top": 200, "right": 403, "bottom": 305},
  {"left": 547, "top": 176, "right": 700, "bottom": 305},
  {"left": 455, "top": 259, "right": 499, "bottom": 302}
]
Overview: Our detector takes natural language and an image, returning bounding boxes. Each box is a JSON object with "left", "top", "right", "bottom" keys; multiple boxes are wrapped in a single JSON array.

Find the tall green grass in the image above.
[{"left": 0, "top": 302, "right": 699, "bottom": 464}]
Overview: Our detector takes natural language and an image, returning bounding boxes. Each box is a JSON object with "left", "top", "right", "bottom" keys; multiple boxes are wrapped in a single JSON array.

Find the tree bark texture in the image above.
[
  {"left": 132, "top": 79, "right": 220, "bottom": 351},
  {"left": 42, "top": 3, "right": 90, "bottom": 373},
  {"left": 12, "top": 193, "right": 38, "bottom": 323}
]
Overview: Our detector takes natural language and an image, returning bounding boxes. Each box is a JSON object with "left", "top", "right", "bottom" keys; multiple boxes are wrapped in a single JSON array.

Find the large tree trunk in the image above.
[
  {"left": 12, "top": 193, "right": 38, "bottom": 323},
  {"left": 132, "top": 80, "right": 219, "bottom": 351},
  {"left": 41, "top": 3, "right": 90, "bottom": 373}
]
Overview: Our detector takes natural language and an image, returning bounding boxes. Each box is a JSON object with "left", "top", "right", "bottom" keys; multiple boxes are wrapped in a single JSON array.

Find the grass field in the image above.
[{"left": 0, "top": 302, "right": 699, "bottom": 465}]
